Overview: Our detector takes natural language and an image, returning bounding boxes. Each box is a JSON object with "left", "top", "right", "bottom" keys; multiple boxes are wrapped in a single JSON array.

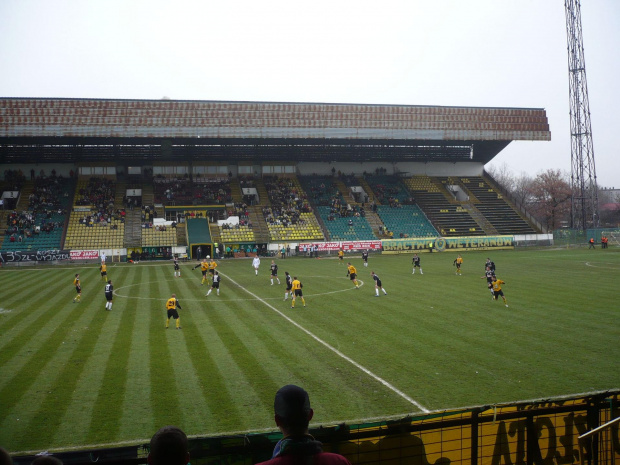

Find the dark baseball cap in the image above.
[{"left": 274, "top": 385, "right": 311, "bottom": 420}]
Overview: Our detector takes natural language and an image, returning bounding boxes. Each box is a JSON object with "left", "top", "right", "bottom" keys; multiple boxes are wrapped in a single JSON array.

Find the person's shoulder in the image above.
[{"left": 255, "top": 453, "right": 351, "bottom": 465}]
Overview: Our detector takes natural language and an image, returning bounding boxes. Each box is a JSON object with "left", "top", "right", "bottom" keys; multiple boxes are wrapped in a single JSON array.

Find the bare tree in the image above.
[
  {"left": 485, "top": 162, "right": 515, "bottom": 192},
  {"left": 528, "top": 169, "right": 572, "bottom": 230},
  {"left": 512, "top": 172, "right": 534, "bottom": 208}
]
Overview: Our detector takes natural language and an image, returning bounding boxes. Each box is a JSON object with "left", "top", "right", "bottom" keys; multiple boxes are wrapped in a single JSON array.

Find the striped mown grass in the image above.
[{"left": 0, "top": 247, "right": 618, "bottom": 453}]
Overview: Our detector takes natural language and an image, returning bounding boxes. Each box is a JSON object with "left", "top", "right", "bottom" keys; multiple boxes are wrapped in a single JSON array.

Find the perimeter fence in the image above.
[
  {"left": 11, "top": 390, "right": 620, "bottom": 465},
  {"left": 553, "top": 229, "right": 620, "bottom": 248}
]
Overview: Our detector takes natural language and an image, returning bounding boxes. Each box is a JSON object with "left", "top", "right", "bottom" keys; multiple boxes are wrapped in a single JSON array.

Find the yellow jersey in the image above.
[
  {"left": 292, "top": 279, "right": 302, "bottom": 290},
  {"left": 491, "top": 280, "right": 505, "bottom": 292},
  {"left": 347, "top": 265, "right": 357, "bottom": 275}
]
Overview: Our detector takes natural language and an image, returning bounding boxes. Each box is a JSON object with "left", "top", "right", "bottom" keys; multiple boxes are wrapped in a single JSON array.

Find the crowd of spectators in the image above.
[
  {"left": 306, "top": 179, "right": 340, "bottom": 206},
  {"left": 75, "top": 177, "right": 115, "bottom": 209},
  {"left": 5, "top": 209, "right": 65, "bottom": 242},
  {"left": 3, "top": 169, "right": 26, "bottom": 190},
  {"left": 78, "top": 208, "right": 124, "bottom": 229},
  {"left": 194, "top": 179, "right": 232, "bottom": 205},
  {"left": 153, "top": 176, "right": 192, "bottom": 204},
  {"left": 262, "top": 176, "right": 312, "bottom": 227},
  {"left": 73, "top": 178, "right": 121, "bottom": 229},
  {"left": 28, "top": 175, "right": 71, "bottom": 214}
]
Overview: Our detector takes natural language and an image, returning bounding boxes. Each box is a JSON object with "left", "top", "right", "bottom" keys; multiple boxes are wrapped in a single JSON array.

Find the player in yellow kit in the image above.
[
  {"left": 72, "top": 273, "right": 82, "bottom": 303},
  {"left": 193, "top": 259, "right": 209, "bottom": 285},
  {"left": 100, "top": 262, "right": 108, "bottom": 281},
  {"left": 291, "top": 276, "right": 306, "bottom": 308},
  {"left": 338, "top": 249, "right": 344, "bottom": 264},
  {"left": 491, "top": 276, "right": 508, "bottom": 307},
  {"left": 208, "top": 257, "right": 218, "bottom": 279},
  {"left": 166, "top": 294, "right": 183, "bottom": 329},
  {"left": 453, "top": 255, "right": 463, "bottom": 275},
  {"left": 346, "top": 262, "right": 360, "bottom": 289}
]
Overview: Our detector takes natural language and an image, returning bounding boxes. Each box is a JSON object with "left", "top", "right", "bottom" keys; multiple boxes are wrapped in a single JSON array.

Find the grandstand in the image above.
[{"left": 0, "top": 98, "right": 551, "bottom": 256}]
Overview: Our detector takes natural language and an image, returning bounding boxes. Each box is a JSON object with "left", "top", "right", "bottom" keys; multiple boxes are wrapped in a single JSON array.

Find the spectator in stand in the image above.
[
  {"left": 148, "top": 426, "right": 190, "bottom": 465},
  {"left": 256, "top": 385, "right": 351, "bottom": 465},
  {"left": 31, "top": 457, "right": 63, "bottom": 465}
]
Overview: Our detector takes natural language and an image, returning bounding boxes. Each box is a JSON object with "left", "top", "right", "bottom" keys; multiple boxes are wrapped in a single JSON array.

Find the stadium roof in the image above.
[{"left": 0, "top": 97, "right": 550, "bottom": 164}]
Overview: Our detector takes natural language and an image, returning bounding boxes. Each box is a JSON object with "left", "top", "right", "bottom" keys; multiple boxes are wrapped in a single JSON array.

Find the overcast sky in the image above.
[{"left": 1, "top": 0, "right": 618, "bottom": 187}]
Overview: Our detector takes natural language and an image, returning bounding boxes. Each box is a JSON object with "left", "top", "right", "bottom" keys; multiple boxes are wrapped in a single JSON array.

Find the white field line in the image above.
[{"left": 219, "top": 270, "right": 430, "bottom": 413}]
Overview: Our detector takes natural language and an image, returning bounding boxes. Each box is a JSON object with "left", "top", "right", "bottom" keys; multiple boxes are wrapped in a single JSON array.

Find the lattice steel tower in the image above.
[{"left": 564, "top": 0, "right": 599, "bottom": 230}]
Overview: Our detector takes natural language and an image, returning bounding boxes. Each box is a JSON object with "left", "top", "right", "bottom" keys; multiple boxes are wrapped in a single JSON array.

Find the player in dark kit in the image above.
[
  {"left": 104, "top": 280, "right": 113, "bottom": 310},
  {"left": 485, "top": 258, "right": 496, "bottom": 273},
  {"left": 481, "top": 267, "right": 496, "bottom": 296},
  {"left": 166, "top": 294, "right": 183, "bottom": 329},
  {"left": 412, "top": 253, "right": 423, "bottom": 274},
  {"left": 206, "top": 271, "right": 220, "bottom": 296},
  {"left": 270, "top": 260, "right": 281, "bottom": 285},
  {"left": 173, "top": 255, "right": 181, "bottom": 278},
  {"left": 361, "top": 250, "right": 369, "bottom": 267},
  {"left": 284, "top": 272, "right": 293, "bottom": 301},
  {"left": 370, "top": 271, "right": 387, "bottom": 297}
]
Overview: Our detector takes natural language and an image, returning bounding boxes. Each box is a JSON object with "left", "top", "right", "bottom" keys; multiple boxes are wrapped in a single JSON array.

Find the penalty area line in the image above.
[{"left": 219, "top": 271, "right": 429, "bottom": 413}]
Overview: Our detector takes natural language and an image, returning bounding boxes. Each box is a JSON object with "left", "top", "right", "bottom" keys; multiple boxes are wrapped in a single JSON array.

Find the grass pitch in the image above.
[{"left": 0, "top": 247, "right": 618, "bottom": 453}]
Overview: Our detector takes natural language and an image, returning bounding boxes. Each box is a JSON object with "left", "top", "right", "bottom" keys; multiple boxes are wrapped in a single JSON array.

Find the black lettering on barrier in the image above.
[
  {"left": 492, "top": 421, "right": 512, "bottom": 465},
  {"left": 0, "top": 250, "right": 71, "bottom": 262},
  {"left": 491, "top": 414, "right": 590, "bottom": 465},
  {"left": 508, "top": 419, "right": 527, "bottom": 465},
  {"left": 536, "top": 417, "right": 557, "bottom": 465},
  {"left": 556, "top": 413, "right": 588, "bottom": 464},
  {"left": 492, "top": 420, "right": 527, "bottom": 465}
]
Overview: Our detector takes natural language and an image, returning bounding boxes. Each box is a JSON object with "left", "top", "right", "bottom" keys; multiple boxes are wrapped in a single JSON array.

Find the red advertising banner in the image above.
[
  {"left": 341, "top": 241, "right": 382, "bottom": 251},
  {"left": 70, "top": 250, "right": 99, "bottom": 260},
  {"left": 299, "top": 242, "right": 340, "bottom": 251},
  {"left": 299, "top": 241, "right": 382, "bottom": 252}
]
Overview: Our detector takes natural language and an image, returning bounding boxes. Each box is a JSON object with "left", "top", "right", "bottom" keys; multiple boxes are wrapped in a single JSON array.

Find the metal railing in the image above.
[{"left": 579, "top": 416, "right": 620, "bottom": 465}]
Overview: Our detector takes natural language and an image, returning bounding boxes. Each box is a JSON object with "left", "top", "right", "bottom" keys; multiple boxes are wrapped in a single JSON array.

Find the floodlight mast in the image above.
[{"left": 564, "top": 0, "right": 599, "bottom": 230}]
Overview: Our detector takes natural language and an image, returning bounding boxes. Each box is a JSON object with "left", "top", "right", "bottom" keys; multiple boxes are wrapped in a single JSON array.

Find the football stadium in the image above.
[{"left": 1, "top": 98, "right": 619, "bottom": 464}]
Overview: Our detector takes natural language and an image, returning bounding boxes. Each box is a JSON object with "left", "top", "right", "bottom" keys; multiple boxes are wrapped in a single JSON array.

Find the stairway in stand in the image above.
[
  {"left": 176, "top": 223, "right": 187, "bottom": 246},
  {"left": 335, "top": 180, "right": 357, "bottom": 206},
  {"left": 461, "top": 204, "right": 498, "bottom": 235},
  {"left": 209, "top": 221, "right": 222, "bottom": 246},
  {"left": 364, "top": 210, "right": 386, "bottom": 238},
  {"left": 249, "top": 206, "right": 271, "bottom": 243},
  {"left": 114, "top": 181, "right": 126, "bottom": 210},
  {"left": 230, "top": 179, "right": 243, "bottom": 203},
  {"left": 16, "top": 180, "right": 34, "bottom": 210},
  {"left": 142, "top": 184, "right": 154, "bottom": 206},
  {"left": 123, "top": 210, "right": 142, "bottom": 248},
  {"left": 357, "top": 177, "right": 378, "bottom": 204},
  {"left": 254, "top": 178, "right": 271, "bottom": 207}
]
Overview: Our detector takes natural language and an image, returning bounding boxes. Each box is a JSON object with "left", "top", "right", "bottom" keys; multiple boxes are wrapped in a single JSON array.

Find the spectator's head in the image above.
[
  {"left": 31, "top": 456, "right": 63, "bottom": 465},
  {"left": 148, "top": 426, "right": 190, "bottom": 465},
  {"left": 273, "top": 384, "right": 314, "bottom": 436},
  {"left": 0, "top": 448, "right": 13, "bottom": 465}
]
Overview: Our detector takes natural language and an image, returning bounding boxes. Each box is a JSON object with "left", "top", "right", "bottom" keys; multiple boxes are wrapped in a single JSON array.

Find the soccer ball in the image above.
[{"left": 206, "top": 255, "right": 210, "bottom": 259}]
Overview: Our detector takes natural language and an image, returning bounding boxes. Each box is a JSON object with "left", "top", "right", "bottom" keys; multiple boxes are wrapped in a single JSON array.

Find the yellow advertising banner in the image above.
[{"left": 382, "top": 236, "right": 515, "bottom": 254}]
